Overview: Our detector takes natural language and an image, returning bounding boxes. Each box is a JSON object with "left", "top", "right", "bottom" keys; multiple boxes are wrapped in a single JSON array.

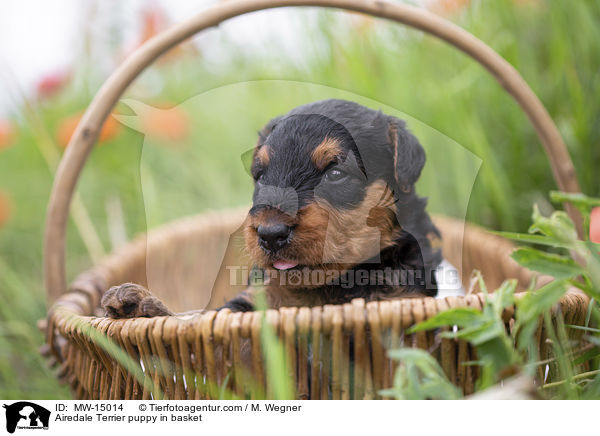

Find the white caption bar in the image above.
[{"left": 0, "top": 400, "right": 593, "bottom": 436}]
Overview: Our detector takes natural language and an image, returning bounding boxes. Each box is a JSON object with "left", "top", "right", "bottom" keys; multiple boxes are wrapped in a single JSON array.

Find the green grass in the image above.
[{"left": 0, "top": 0, "right": 599, "bottom": 399}]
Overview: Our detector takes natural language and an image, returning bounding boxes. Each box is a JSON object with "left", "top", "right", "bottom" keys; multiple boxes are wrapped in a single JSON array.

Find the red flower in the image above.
[
  {"left": 56, "top": 112, "right": 121, "bottom": 148},
  {"left": 140, "top": 104, "right": 190, "bottom": 143},
  {"left": 37, "top": 71, "right": 70, "bottom": 99},
  {"left": 0, "top": 119, "right": 15, "bottom": 151},
  {"left": 430, "top": 0, "right": 471, "bottom": 15},
  {"left": 140, "top": 7, "right": 167, "bottom": 45},
  {"left": 0, "top": 190, "right": 12, "bottom": 228},
  {"left": 590, "top": 207, "right": 600, "bottom": 244},
  {"left": 118, "top": 6, "right": 192, "bottom": 64}
]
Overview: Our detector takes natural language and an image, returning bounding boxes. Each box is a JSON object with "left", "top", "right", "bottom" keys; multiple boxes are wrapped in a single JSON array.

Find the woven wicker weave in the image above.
[
  {"left": 42, "top": 0, "right": 589, "bottom": 399},
  {"left": 45, "top": 211, "right": 589, "bottom": 399}
]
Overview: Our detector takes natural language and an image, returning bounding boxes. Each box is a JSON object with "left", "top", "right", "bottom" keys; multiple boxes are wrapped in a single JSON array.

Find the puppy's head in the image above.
[{"left": 244, "top": 99, "right": 426, "bottom": 279}]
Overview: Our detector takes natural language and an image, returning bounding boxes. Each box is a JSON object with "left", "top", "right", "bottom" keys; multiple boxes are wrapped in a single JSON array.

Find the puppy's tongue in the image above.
[{"left": 273, "top": 260, "right": 299, "bottom": 270}]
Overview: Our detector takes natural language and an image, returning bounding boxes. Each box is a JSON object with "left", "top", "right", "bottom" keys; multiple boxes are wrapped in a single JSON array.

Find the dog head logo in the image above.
[
  {"left": 113, "top": 84, "right": 479, "bottom": 305},
  {"left": 2, "top": 402, "right": 50, "bottom": 433}
]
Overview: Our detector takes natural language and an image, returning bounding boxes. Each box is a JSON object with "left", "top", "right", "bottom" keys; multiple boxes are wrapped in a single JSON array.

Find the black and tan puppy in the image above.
[{"left": 101, "top": 99, "right": 442, "bottom": 318}]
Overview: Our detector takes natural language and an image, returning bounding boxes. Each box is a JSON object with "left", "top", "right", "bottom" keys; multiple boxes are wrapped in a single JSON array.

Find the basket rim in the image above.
[{"left": 50, "top": 290, "right": 589, "bottom": 328}]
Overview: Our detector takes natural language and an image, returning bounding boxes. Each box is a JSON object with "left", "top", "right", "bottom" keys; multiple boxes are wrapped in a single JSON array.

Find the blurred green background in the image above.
[{"left": 0, "top": 0, "right": 599, "bottom": 399}]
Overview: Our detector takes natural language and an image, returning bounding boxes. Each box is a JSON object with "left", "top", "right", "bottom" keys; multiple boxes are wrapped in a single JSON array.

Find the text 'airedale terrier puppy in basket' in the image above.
[{"left": 101, "top": 99, "right": 462, "bottom": 318}]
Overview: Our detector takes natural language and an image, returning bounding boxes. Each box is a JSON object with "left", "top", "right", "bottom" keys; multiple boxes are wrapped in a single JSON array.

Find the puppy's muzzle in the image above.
[{"left": 257, "top": 223, "right": 292, "bottom": 253}]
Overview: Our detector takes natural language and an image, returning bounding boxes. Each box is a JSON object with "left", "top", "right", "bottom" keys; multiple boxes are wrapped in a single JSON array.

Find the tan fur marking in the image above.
[
  {"left": 310, "top": 137, "right": 342, "bottom": 170},
  {"left": 316, "top": 181, "right": 400, "bottom": 266},
  {"left": 255, "top": 145, "right": 270, "bottom": 166},
  {"left": 427, "top": 231, "right": 443, "bottom": 251}
]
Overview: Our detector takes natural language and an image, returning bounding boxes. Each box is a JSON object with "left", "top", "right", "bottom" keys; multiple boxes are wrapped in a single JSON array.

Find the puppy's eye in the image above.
[
  {"left": 325, "top": 168, "right": 347, "bottom": 183},
  {"left": 253, "top": 171, "right": 264, "bottom": 181}
]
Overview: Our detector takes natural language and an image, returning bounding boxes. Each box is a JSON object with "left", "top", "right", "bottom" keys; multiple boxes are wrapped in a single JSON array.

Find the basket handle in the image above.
[{"left": 44, "top": 0, "right": 583, "bottom": 303}]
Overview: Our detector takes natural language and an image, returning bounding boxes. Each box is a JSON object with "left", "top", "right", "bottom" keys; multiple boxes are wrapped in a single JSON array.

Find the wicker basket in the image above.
[{"left": 42, "top": 0, "right": 589, "bottom": 399}]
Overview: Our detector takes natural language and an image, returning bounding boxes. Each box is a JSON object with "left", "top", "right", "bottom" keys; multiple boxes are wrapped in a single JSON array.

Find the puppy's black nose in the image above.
[{"left": 257, "top": 223, "right": 291, "bottom": 252}]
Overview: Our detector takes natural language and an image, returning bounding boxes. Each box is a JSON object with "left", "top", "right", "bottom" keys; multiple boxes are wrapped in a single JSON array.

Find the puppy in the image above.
[{"left": 101, "top": 99, "right": 442, "bottom": 318}]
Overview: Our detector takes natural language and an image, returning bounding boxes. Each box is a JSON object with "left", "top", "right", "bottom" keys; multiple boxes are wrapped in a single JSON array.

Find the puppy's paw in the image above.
[{"left": 101, "top": 283, "right": 172, "bottom": 318}]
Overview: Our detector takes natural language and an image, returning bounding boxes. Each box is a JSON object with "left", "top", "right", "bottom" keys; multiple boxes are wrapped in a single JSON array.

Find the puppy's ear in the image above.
[
  {"left": 242, "top": 116, "right": 283, "bottom": 177},
  {"left": 258, "top": 115, "right": 282, "bottom": 145},
  {"left": 388, "top": 117, "right": 425, "bottom": 193}
]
